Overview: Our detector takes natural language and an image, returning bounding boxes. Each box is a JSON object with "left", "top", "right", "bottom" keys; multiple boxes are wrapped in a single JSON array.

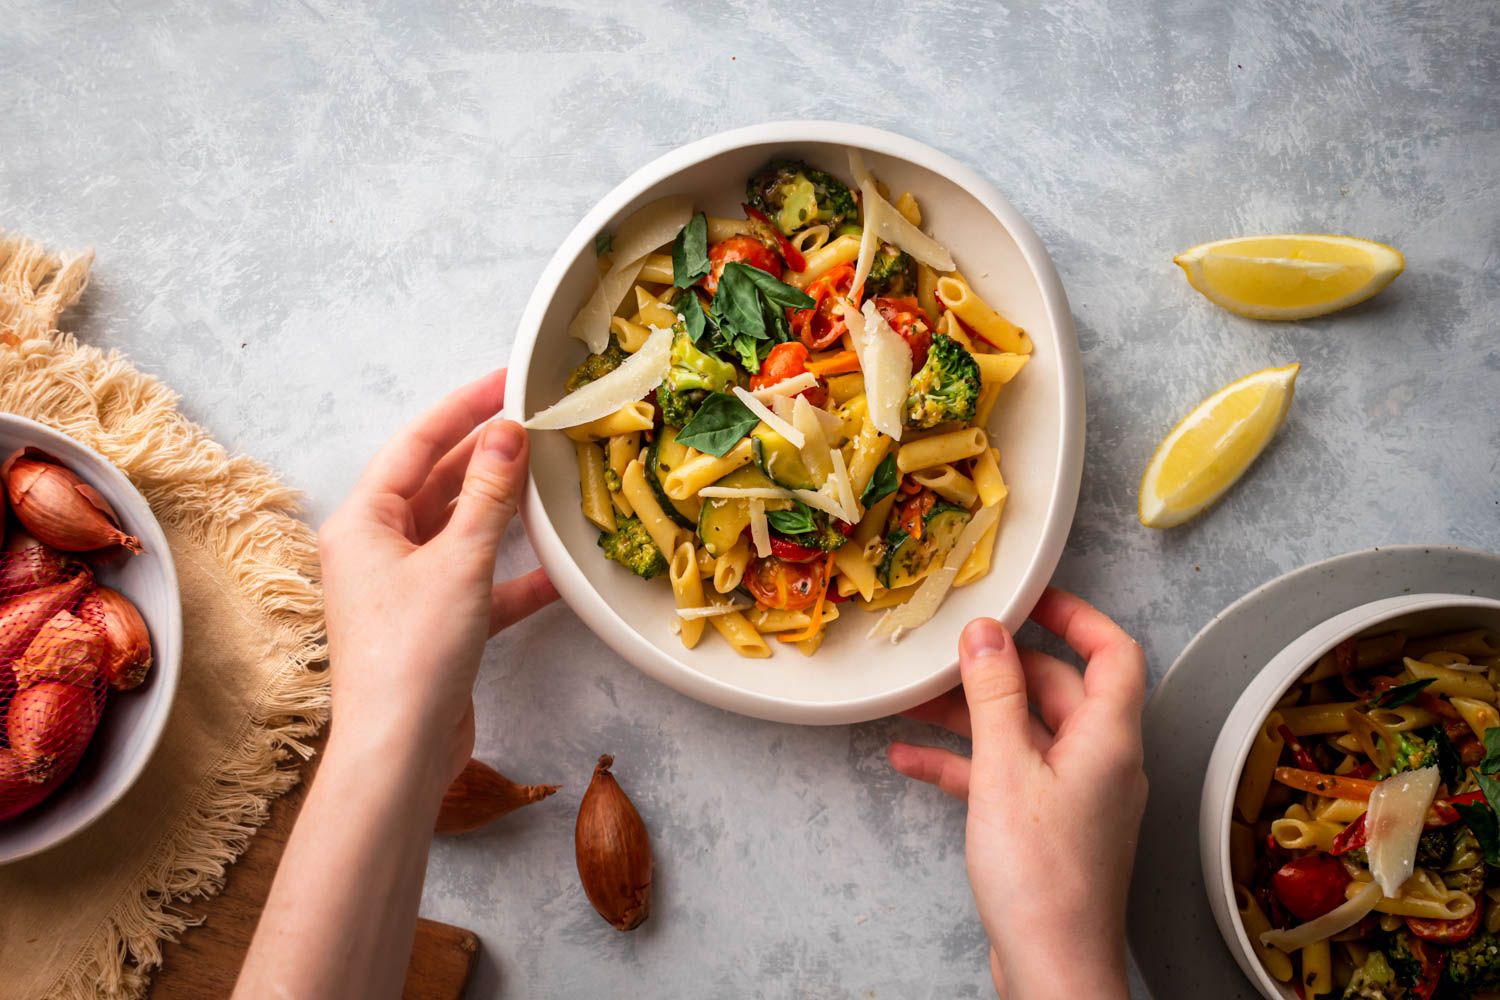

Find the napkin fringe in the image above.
[{"left": 0, "top": 233, "right": 330, "bottom": 1000}]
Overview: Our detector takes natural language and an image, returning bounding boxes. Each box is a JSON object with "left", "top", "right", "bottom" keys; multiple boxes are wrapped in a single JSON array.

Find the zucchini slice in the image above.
[
  {"left": 696, "top": 465, "right": 788, "bottom": 557},
  {"left": 646, "top": 427, "right": 702, "bottom": 529},
  {"left": 877, "top": 502, "right": 972, "bottom": 588},
  {"left": 751, "top": 423, "right": 819, "bottom": 490}
]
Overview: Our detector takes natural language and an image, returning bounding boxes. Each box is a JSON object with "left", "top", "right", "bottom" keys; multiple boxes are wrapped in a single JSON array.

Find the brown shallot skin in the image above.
[
  {"left": 77, "top": 585, "right": 152, "bottom": 690},
  {"left": 0, "top": 569, "right": 93, "bottom": 665},
  {"left": 1, "top": 449, "right": 143, "bottom": 554},
  {"left": 6, "top": 679, "right": 102, "bottom": 785},
  {"left": 12, "top": 609, "right": 107, "bottom": 689},
  {"left": 434, "top": 758, "right": 560, "bottom": 835},
  {"left": 0, "top": 529, "right": 71, "bottom": 595},
  {"left": 575, "top": 754, "right": 653, "bottom": 931}
]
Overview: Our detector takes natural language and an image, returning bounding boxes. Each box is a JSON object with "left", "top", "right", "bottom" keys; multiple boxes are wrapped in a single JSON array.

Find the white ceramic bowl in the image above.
[
  {"left": 505, "top": 121, "right": 1083, "bottom": 724},
  {"left": 0, "top": 414, "right": 182, "bottom": 864},
  {"left": 1200, "top": 593, "right": 1500, "bottom": 998}
]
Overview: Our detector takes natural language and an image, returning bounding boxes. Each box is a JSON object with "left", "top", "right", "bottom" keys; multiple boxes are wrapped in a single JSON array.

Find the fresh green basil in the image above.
[
  {"left": 1480, "top": 726, "right": 1500, "bottom": 774},
  {"left": 706, "top": 262, "right": 815, "bottom": 373},
  {"left": 678, "top": 290, "right": 710, "bottom": 343},
  {"left": 1432, "top": 726, "right": 1464, "bottom": 791},
  {"left": 1454, "top": 800, "right": 1500, "bottom": 867},
  {"left": 861, "top": 453, "right": 899, "bottom": 507},
  {"left": 672, "top": 213, "right": 710, "bottom": 288},
  {"left": 1370, "top": 677, "right": 1436, "bottom": 709},
  {"left": 673, "top": 391, "right": 758, "bottom": 457},
  {"left": 766, "top": 503, "right": 816, "bottom": 537}
]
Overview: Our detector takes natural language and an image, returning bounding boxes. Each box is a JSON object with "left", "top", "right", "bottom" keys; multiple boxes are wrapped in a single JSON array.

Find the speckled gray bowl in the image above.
[{"left": 0, "top": 415, "right": 182, "bottom": 864}]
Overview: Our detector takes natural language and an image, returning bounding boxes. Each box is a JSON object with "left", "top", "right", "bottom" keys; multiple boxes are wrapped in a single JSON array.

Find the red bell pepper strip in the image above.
[
  {"left": 1278, "top": 724, "right": 1321, "bottom": 773},
  {"left": 741, "top": 204, "right": 806, "bottom": 272}
]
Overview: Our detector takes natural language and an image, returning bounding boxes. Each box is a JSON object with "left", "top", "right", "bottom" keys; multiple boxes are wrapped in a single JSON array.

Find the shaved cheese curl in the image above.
[{"left": 525, "top": 326, "right": 673, "bottom": 429}]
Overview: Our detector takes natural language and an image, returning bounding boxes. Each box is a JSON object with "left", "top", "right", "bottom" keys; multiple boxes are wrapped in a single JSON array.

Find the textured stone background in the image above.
[{"left": 4, "top": 1, "right": 1498, "bottom": 996}]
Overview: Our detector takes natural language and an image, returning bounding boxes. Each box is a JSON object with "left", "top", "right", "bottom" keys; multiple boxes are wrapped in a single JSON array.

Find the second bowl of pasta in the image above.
[
  {"left": 506, "top": 121, "right": 1082, "bottom": 724},
  {"left": 1202, "top": 593, "right": 1500, "bottom": 999}
]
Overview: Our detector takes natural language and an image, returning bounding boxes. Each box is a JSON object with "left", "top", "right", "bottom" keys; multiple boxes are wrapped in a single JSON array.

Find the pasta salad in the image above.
[
  {"left": 526, "top": 151, "right": 1031, "bottom": 657},
  {"left": 1234, "top": 625, "right": 1500, "bottom": 998}
]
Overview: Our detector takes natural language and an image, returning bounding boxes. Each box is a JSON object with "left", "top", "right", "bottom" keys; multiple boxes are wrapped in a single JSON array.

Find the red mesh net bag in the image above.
[{"left": 0, "top": 554, "right": 110, "bottom": 821}]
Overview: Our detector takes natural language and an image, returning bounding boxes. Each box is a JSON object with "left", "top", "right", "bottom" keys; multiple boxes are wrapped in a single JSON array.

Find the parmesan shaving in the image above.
[
  {"left": 698, "top": 486, "right": 798, "bottom": 501},
  {"left": 1366, "top": 766, "right": 1440, "bottom": 897},
  {"left": 827, "top": 447, "right": 860, "bottom": 524},
  {"left": 733, "top": 386, "right": 805, "bottom": 448},
  {"left": 525, "top": 326, "right": 674, "bottom": 430},
  {"left": 769, "top": 395, "right": 796, "bottom": 422},
  {"left": 751, "top": 372, "right": 819, "bottom": 401},
  {"left": 792, "top": 395, "right": 834, "bottom": 486},
  {"left": 791, "top": 487, "right": 855, "bottom": 523},
  {"left": 748, "top": 499, "right": 772, "bottom": 558},
  {"left": 676, "top": 599, "right": 752, "bottom": 621},
  {"left": 870, "top": 503, "right": 999, "bottom": 642},
  {"left": 852, "top": 197, "right": 882, "bottom": 299},
  {"left": 569, "top": 196, "right": 692, "bottom": 353},
  {"left": 847, "top": 150, "right": 955, "bottom": 272},
  {"left": 859, "top": 301, "right": 913, "bottom": 442},
  {"left": 1261, "top": 881, "right": 1383, "bottom": 953}
]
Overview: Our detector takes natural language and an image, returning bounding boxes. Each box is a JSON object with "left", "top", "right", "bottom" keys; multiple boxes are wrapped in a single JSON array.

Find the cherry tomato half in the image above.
[
  {"left": 875, "top": 296, "right": 933, "bottom": 368},
  {"left": 746, "top": 555, "right": 827, "bottom": 611},
  {"left": 1406, "top": 907, "right": 1482, "bottom": 945},
  {"left": 704, "top": 235, "right": 782, "bottom": 295},
  {"left": 768, "top": 536, "right": 823, "bottom": 564},
  {"left": 1271, "top": 855, "right": 1351, "bottom": 922},
  {"left": 749, "top": 342, "right": 827, "bottom": 407},
  {"left": 894, "top": 489, "right": 936, "bottom": 541},
  {"left": 793, "top": 263, "right": 855, "bottom": 350}
]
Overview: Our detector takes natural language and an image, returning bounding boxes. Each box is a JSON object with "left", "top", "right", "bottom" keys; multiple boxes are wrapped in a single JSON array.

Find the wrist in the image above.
[
  {"left": 996, "top": 938, "right": 1127, "bottom": 1000},
  {"left": 323, "top": 717, "right": 455, "bottom": 814}
]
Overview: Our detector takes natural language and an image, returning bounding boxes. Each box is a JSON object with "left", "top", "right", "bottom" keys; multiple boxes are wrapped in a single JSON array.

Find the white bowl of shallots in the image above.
[{"left": 0, "top": 414, "right": 181, "bottom": 863}]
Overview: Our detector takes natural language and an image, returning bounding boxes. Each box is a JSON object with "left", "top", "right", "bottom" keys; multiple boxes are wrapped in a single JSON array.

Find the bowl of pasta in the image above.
[
  {"left": 506, "top": 121, "right": 1082, "bottom": 724},
  {"left": 1202, "top": 593, "right": 1500, "bottom": 998}
]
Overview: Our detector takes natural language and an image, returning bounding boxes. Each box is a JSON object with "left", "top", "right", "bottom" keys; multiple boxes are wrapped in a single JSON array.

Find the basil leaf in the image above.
[
  {"left": 1454, "top": 801, "right": 1500, "bottom": 867},
  {"left": 1431, "top": 726, "right": 1464, "bottom": 791},
  {"left": 594, "top": 231, "right": 613, "bottom": 257},
  {"left": 1478, "top": 771, "right": 1500, "bottom": 816},
  {"left": 763, "top": 292, "right": 792, "bottom": 344},
  {"left": 674, "top": 392, "right": 758, "bottom": 457},
  {"left": 711, "top": 263, "right": 770, "bottom": 342},
  {"left": 1371, "top": 677, "right": 1436, "bottom": 709},
  {"left": 1480, "top": 726, "right": 1500, "bottom": 774},
  {"left": 678, "top": 290, "right": 710, "bottom": 343},
  {"left": 861, "top": 453, "right": 899, "bottom": 506},
  {"left": 766, "top": 503, "right": 816, "bottom": 537},
  {"left": 672, "top": 213, "right": 710, "bottom": 288},
  {"left": 732, "top": 264, "right": 816, "bottom": 310}
]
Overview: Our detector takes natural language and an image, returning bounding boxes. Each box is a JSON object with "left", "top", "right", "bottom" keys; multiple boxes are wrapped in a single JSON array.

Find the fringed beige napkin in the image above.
[{"left": 0, "top": 234, "right": 329, "bottom": 999}]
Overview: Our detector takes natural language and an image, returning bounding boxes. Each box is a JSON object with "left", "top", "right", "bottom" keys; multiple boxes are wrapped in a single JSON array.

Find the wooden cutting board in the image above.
[{"left": 148, "top": 737, "right": 479, "bottom": 1000}]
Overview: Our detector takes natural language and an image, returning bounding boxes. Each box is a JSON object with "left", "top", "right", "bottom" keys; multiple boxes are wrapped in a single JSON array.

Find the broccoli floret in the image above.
[
  {"left": 1385, "top": 730, "right": 1436, "bottom": 777},
  {"left": 1444, "top": 827, "right": 1486, "bottom": 894},
  {"left": 566, "top": 336, "right": 628, "bottom": 392},
  {"left": 1345, "top": 826, "right": 1452, "bottom": 870},
  {"left": 746, "top": 159, "right": 858, "bottom": 236},
  {"left": 597, "top": 516, "right": 667, "bottom": 579},
  {"left": 603, "top": 468, "right": 622, "bottom": 493},
  {"left": 904, "top": 333, "right": 982, "bottom": 429},
  {"left": 788, "top": 511, "right": 849, "bottom": 554},
  {"left": 1342, "top": 951, "right": 1399, "bottom": 999},
  {"left": 865, "top": 244, "right": 915, "bottom": 297},
  {"left": 657, "top": 330, "right": 738, "bottom": 427},
  {"left": 1445, "top": 932, "right": 1500, "bottom": 991}
]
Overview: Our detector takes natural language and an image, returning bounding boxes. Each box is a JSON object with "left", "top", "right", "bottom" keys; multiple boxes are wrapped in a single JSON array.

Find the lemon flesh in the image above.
[
  {"left": 1175, "top": 235, "right": 1403, "bottom": 320},
  {"left": 1139, "top": 363, "right": 1300, "bottom": 528}
]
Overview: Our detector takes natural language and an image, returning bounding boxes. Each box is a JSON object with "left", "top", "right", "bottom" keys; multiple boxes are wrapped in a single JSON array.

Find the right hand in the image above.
[{"left": 888, "top": 588, "right": 1149, "bottom": 999}]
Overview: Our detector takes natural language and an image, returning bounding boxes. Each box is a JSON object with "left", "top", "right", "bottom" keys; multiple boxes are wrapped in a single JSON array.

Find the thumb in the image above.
[
  {"left": 441, "top": 420, "right": 528, "bottom": 554},
  {"left": 959, "top": 618, "right": 1035, "bottom": 768}
]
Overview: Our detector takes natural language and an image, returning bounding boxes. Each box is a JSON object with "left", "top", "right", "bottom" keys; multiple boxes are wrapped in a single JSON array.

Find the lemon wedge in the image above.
[
  {"left": 1174, "top": 235, "right": 1403, "bottom": 320},
  {"left": 1139, "top": 363, "right": 1300, "bottom": 528}
]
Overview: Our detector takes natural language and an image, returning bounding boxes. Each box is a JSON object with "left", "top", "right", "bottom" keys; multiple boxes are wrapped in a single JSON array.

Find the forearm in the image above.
[{"left": 234, "top": 722, "right": 449, "bottom": 1000}]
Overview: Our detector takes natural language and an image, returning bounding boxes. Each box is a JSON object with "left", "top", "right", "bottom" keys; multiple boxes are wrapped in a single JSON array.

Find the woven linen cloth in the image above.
[{"left": 0, "top": 233, "right": 328, "bottom": 999}]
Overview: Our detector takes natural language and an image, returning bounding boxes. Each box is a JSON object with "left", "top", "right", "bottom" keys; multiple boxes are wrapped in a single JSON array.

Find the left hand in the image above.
[{"left": 317, "top": 369, "right": 557, "bottom": 782}]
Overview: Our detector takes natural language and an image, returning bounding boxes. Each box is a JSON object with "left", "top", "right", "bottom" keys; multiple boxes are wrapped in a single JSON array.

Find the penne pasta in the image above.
[
  {"left": 575, "top": 441, "right": 616, "bottom": 532},
  {"left": 664, "top": 439, "right": 755, "bottom": 500},
  {"left": 935, "top": 274, "right": 1032, "bottom": 354},
  {"left": 669, "top": 542, "right": 708, "bottom": 649},
  {"left": 897, "top": 427, "right": 988, "bottom": 473},
  {"left": 710, "top": 610, "right": 771, "bottom": 658},
  {"left": 564, "top": 400, "right": 655, "bottom": 441}
]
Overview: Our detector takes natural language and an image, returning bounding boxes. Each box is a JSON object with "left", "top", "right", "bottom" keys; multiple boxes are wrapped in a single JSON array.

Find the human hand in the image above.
[
  {"left": 318, "top": 369, "right": 557, "bottom": 784},
  {"left": 888, "top": 587, "right": 1148, "bottom": 999}
]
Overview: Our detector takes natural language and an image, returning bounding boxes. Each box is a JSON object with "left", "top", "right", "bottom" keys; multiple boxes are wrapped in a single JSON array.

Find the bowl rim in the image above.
[
  {"left": 0, "top": 413, "right": 183, "bottom": 863},
  {"left": 1201, "top": 591, "right": 1500, "bottom": 999},
  {"left": 503, "top": 120, "right": 1083, "bottom": 724}
]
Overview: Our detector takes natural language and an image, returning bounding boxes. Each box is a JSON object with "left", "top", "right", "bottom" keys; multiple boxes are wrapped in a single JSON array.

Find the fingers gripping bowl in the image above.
[
  {"left": 505, "top": 122, "right": 1082, "bottom": 724},
  {"left": 1202, "top": 596, "right": 1500, "bottom": 999},
  {"left": 0, "top": 415, "right": 181, "bottom": 863}
]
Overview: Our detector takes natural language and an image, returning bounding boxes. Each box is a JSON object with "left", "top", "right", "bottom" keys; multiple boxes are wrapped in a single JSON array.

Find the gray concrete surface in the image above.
[{"left": 4, "top": 1, "right": 1497, "bottom": 996}]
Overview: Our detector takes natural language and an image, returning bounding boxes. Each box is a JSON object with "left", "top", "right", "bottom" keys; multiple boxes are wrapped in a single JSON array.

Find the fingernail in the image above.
[
  {"left": 963, "top": 618, "right": 1008, "bottom": 658},
  {"left": 486, "top": 421, "right": 524, "bottom": 460}
]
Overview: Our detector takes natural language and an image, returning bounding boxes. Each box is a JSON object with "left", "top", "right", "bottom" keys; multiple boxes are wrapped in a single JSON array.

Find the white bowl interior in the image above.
[
  {"left": 1203, "top": 595, "right": 1500, "bottom": 999},
  {"left": 508, "top": 124, "right": 1080, "bottom": 723},
  {"left": 0, "top": 416, "right": 181, "bottom": 863}
]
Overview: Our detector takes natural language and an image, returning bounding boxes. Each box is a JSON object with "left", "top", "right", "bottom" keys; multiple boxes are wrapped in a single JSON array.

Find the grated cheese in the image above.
[
  {"left": 748, "top": 499, "right": 772, "bottom": 558},
  {"left": 525, "top": 326, "right": 674, "bottom": 429},
  {"left": 676, "top": 599, "right": 752, "bottom": 621},
  {"left": 733, "top": 386, "right": 805, "bottom": 449},
  {"left": 858, "top": 301, "right": 913, "bottom": 442},
  {"left": 570, "top": 196, "right": 692, "bottom": 353},
  {"left": 847, "top": 150, "right": 955, "bottom": 272},
  {"left": 751, "top": 372, "right": 819, "bottom": 401},
  {"left": 792, "top": 395, "right": 834, "bottom": 485}
]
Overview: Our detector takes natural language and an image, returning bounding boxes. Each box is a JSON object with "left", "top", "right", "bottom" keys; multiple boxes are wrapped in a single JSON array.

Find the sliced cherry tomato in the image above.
[
  {"left": 742, "top": 203, "right": 806, "bottom": 272},
  {"left": 769, "top": 536, "right": 823, "bottom": 563},
  {"left": 875, "top": 296, "right": 933, "bottom": 368},
  {"left": 746, "top": 555, "right": 827, "bottom": 611},
  {"left": 894, "top": 489, "right": 936, "bottom": 541},
  {"left": 793, "top": 262, "right": 855, "bottom": 350},
  {"left": 749, "top": 342, "right": 828, "bottom": 407},
  {"left": 1271, "top": 855, "right": 1351, "bottom": 921},
  {"left": 1407, "top": 907, "right": 1481, "bottom": 945},
  {"left": 704, "top": 235, "right": 783, "bottom": 295}
]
